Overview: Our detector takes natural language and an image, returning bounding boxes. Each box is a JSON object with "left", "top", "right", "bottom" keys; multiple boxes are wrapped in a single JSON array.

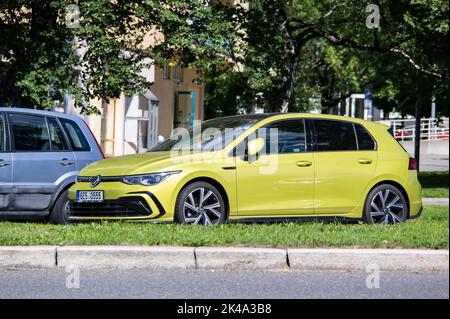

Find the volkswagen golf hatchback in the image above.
[
  {"left": 67, "top": 113, "right": 422, "bottom": 225},
  {"left": 0, "top": 108, "right": 104, "bottom": 222}
]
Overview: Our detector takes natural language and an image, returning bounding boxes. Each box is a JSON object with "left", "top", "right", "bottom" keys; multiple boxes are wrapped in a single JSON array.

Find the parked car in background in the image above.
[
  {"left": 0, "top": 108, "right": 104, "bottom": 222},
  {"left": 68, "top": 113, "right": 422, "bottom": 226}
]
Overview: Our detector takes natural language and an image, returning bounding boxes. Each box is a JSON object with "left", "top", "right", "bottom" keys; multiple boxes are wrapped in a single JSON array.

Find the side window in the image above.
[
  {"left": 9, "top": 113, "right": 50, "bottom": 151},
  {"left": 59, "top": 118, "right": 91, "bottom": 152},
  {"left": 313, "top": 119, "right": 357, "bottom": 151},
  {"left": 47, "top": 117, "right": 69, "bottom": 151},
  {"left": 0, "top": 114, "right": 5, "bottom": 151},
  {"left": 262, "top": 119, "right": 307, "bottom": 154},
  {"left": 355, "top": 124, "right": 376, "bottom": 150}
]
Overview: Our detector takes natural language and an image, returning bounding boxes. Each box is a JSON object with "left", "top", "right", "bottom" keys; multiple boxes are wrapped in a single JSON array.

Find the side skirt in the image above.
[{"left": 228, "top": 216, "right": 362, "bottom": 224}]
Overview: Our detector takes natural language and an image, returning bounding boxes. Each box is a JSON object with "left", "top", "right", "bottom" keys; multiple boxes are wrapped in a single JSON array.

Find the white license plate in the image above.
[{"left": 77, "top": 190, "right": 104, "bottom": 203}]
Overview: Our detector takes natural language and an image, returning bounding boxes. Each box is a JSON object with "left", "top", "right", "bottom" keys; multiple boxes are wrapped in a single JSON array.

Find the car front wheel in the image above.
[
  {"left": 363, "top": 184, "right": 408, "bottom": 225},
  {"left": 175, "top": 182, "right": 226, "bottom": 225}
]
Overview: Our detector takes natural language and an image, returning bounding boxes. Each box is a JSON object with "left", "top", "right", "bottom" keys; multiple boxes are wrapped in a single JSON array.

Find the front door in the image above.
[
  {"left": 236, "top": 118, "right": 315, "bottom": 216},
  {"left": 311, "top": 119, "right": 378, "bottom": 215},
  {"left": 0, "top": 113, "right": 12, "bottom": 211},
  {"left": 9, "top": 113, "right": 76, "bottom": 212}
]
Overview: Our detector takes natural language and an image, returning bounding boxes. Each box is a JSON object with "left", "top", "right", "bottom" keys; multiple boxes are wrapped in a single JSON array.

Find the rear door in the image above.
[
  {"left": 311, "top": 119, "right": 378, "bottom": 215},
  {"left": 9, "top": 113, "right": 76, "bottom": 212},
  {"left": 0, "top": 113, "right": 12, "bottom": 211},
  {"left": 59, "top": 117, "right": 103, "bottom": 170}
]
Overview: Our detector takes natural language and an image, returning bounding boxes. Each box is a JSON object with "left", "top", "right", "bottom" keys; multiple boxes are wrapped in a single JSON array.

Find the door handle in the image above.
[
  {"left": 296, "top": 160, "right": 312, "bottom": 167},
  {"left": 0, "top": 159, "right": 11, "bottom": 167},
  {"left": 60, "top": 158, "right": 75, "bottom": 166},
  {"left": 358, "top": 158, "right": 373, "bottom": 164}
]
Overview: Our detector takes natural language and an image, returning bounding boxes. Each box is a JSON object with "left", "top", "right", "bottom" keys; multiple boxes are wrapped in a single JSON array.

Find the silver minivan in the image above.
[{"left": 0, "top": 108, "right": 104, "bottom": 223}]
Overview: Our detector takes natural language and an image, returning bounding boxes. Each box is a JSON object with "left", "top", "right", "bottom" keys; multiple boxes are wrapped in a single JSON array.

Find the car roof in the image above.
[
  {"left": 0, "top": 107, "right": 83, "bottom": 122},
  {"left": 208, "top": 112, "right": 378, "bottom": 126}
]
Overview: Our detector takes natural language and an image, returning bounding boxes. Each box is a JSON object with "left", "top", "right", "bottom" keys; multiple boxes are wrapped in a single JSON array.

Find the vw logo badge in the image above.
[{"left": 90, "top": 175, "right": 101, "bottom": 188}]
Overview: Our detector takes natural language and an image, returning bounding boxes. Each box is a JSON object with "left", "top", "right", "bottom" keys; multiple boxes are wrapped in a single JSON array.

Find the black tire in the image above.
[
  {"left": 175, "top": 181, "right": 226, "bottom": 225},
  {"left": 363, "top": 184, "right": 408, "bottom": 225},
  {"left": 49, "top": 189, "right": 71, "bottom": 225}
]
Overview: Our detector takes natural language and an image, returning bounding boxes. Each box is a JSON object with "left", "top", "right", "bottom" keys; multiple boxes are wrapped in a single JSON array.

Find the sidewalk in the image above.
[
  {"left": 0, "top": 246, "right": 448, "bottom": 272},
  {"left": 423, "top": 198, "right": 449, "bottom": 206}
]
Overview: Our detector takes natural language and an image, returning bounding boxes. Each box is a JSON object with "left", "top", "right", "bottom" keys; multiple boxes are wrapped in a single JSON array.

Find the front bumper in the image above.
[{"left": 69, "top": 185, "right": 170, "bottom": 221}]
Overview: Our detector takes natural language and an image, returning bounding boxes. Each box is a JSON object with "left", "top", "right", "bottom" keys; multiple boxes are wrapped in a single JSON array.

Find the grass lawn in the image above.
[
  {"left": 0, "top": 206, "right": 447, "bottom": 249},
  {"left": 419, "top": 171, "right": 449, "bottom": 198}
]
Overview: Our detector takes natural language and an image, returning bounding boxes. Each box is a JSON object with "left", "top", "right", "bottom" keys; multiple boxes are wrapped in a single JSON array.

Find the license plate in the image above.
[{"left": 77, "top": 190, "right": 104, "bottom": 203}]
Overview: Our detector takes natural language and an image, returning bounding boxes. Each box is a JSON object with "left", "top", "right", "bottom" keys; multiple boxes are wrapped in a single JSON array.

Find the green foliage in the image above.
[
  {"left": 0, "top": 0, "right": 448, "bottom": 116},
  {"left": 0, "top": 206, "right": 447, "bottom": 248}
]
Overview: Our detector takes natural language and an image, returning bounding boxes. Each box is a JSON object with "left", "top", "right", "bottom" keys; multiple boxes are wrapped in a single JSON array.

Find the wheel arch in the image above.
[
  {"left": 174, "top": 177, "right": 230, "bottom": 221},
  {"left": 365, "top": 180, "right": 411, "bottom": 217},
  {"left": 49, "top": 182, "right": 74, "bottom": 212}
]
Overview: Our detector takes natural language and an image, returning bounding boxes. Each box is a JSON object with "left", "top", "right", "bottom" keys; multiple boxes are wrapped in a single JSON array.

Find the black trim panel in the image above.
[
  {"left": 70, "top": 196, "right": 152, "bottom": 218},
  {"left": 126, "top": 191, "right": 166, "bottom": 219},
  {"left": 229, "top": 216, "right": 361, "bottom": 224},
  {"left": 409, "top": 206, "right": 423, "bottom": 219}
]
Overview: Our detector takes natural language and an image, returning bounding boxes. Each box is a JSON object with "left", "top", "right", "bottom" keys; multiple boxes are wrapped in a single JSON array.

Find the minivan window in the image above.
[
  {"left": 47, "top": 117, "right": 69, "bottom": 151},
  {"left": 313, "top": 119, "right": 357, "bottom": 151},
  {"left": 0, "top": 115, "right": 5, "bottom": 151},
  {"left": 355, "top": 123, "right": 376, "bottom": 150},
  {"left": 9, "top": 113, "right": 50, "bottom": 151},
  {"left": 59, "top": 118, "right": 91, "bottom": 152},
  {"left": 262, "top": 119, "right": 306, "bottom": 154}
]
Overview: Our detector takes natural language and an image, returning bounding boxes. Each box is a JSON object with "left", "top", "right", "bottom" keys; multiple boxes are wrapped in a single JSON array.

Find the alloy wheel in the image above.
[
  {"left": 370, "top": 189, "right": 406, "bottom": 224},
  {"left": 183, "top": 187, "right": 222, "bottom": 225}
]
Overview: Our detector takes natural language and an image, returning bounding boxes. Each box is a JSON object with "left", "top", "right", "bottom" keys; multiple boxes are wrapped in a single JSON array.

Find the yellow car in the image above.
[{"left": 65, "top": 113, "right": 422, "bottom": 225}]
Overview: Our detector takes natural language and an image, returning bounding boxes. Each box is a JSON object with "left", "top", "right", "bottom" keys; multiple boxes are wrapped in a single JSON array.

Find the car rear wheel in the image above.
[
  {"left": 363, "top": 184, "right": 408, "bottom": 225},
  {"left": 49, "top": 189, "right": 71, "bottom": 225},
  {"left": 175, "top": 182, "right": 226, "bottom": 225}
]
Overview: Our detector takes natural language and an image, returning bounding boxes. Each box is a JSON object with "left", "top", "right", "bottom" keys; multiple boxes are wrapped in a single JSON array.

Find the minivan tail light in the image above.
[
  {"left": 408, "top": 157, "right": 417, "bottom": 170},
  {"left": 83, "top": 120, "right": 105, "bottom": 159}
]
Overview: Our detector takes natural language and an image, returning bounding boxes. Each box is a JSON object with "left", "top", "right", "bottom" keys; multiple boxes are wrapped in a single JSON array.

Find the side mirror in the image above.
[{"left": 246, "top": 137, "right": 265, "bottom": 159}]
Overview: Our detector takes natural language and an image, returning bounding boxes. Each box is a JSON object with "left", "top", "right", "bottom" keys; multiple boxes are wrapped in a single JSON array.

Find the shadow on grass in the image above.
[{"left": 418, "top": 171, "right": 449, "bottom": 189}]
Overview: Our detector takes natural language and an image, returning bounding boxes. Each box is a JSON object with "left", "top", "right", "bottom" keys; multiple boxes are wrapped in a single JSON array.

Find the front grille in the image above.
[{"left": 70, "top": 197, "right": 152, "bottom": 218}]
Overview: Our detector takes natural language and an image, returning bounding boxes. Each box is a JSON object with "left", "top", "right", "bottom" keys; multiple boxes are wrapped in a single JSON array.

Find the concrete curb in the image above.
[
  {"left": 0, "top": 246, "right": 56, "bottom": 269},
  {"left": 0, "top": 246, "right": 448, "bottom": 271},
  {"left": 288, "top": 248, "right": 449, "bottom": 272},
  {"left": 57, "top": 246, "right": 196, "bottom": 270},
  {"left": 423, "top": 198, "right": 449, "bottom": 206},
  {"left": 195, "top": 247, "right": 287, "bottom": 270}
]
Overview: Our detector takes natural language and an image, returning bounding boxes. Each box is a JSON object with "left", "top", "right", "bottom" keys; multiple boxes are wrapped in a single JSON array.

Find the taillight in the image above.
[
  {"left": 83, "top": 120, "right": 105, "bottom": 159},
  {"left": 408, "top": 157, "right": 417, "bottom": 170}
]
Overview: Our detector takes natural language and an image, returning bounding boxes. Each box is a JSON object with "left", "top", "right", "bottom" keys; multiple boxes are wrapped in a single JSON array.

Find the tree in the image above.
[
  {"left": 0, "top": 0, "right": 157, "bottom": 114},
  {"left": 199, "top": 0, "right": 448, "bottom": 114}
]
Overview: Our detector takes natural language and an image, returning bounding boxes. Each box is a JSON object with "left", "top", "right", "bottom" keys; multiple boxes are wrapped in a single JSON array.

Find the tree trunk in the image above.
[{"left": 280, "top": 55, "right": 298, "bottom": 113}]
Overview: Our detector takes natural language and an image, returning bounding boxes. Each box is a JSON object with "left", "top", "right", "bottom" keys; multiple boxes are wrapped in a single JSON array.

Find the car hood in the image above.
[{"left": 79, "top": 151, "right": 181, "bottom": 176}]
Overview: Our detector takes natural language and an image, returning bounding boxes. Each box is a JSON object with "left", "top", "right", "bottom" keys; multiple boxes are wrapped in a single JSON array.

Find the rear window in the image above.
[
  {"left": 9, "top": 113, "right": 50, "bottom": 151},
  {"left": 59, "top": 118, "right": 91, "bottom": 152},
  {"left": 355, "top": 124, "right": 376, "bottom": 150},
  {"left": 313, "top": 119, "right": 357, "bottom": 151},
  {"left": 47, "top": 117, "right": 69, "bottom": 151}
]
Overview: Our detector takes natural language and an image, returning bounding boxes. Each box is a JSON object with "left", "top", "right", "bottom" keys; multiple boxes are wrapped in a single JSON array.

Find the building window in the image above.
[
  {"left": 173, "top": 64, "right": 183, "bottom": 82},
  {"left": 163, "top": 60, "right": 171, "bottom": 80}
]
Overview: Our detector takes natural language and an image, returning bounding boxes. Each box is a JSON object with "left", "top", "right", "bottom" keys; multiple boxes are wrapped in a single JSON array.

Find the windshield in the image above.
[{"left": 150, "top": 116, "right": 260, "bottom": 152}]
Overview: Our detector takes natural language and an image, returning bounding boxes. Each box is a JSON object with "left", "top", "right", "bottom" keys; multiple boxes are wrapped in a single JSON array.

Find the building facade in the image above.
[{"left": 63, "top": 62, "right": 204, "bottom": 157}]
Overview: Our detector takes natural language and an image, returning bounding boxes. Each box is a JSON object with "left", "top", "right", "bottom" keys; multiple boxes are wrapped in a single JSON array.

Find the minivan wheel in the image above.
[
  {"left": 175, "top": 182, "right": 226, "bottom": 225},
  {"left": 363, "top": 184, "right": 408, "bottom": 225},
  {"left": 49, "top": 190, "right": 71, "bottom": 225}
]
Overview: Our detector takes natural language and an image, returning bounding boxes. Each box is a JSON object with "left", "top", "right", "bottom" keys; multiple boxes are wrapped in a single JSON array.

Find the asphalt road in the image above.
[{"left": 0, "top": 269, "right": 448, "bottom": 299}]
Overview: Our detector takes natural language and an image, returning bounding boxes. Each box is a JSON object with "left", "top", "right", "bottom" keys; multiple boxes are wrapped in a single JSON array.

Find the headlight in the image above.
[{"left": 122, "top": 171, "right": 181, "bottom": 186}]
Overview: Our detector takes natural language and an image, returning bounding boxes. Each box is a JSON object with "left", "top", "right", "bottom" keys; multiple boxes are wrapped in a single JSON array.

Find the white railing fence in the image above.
[{"left": 378, "top": 117, "right": 449, "bottom": 142}]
